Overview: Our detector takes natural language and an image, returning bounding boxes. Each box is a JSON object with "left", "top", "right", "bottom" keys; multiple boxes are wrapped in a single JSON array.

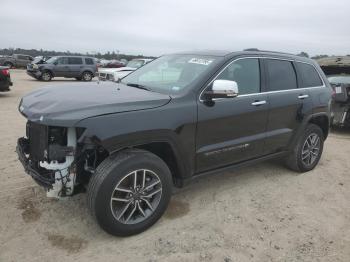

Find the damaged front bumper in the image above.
[
  {"left": 16, "top": 137, "right": 55, "bottom": 188},
  {"left": 16, "top": 126, "right": 78, "bottom": 198}
]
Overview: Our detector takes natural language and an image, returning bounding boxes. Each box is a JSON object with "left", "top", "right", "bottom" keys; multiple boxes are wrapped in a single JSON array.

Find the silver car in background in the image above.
[{"left": 98, "top": 58, "right": 153, "bottom": 82}]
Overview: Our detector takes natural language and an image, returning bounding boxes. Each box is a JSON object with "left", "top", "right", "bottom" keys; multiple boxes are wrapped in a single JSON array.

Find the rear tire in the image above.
[
  {"left": 285, "top": 124, "right": 324, "bottom": 172},
  {"left": 81, "top": 71, "right": 93, "bottom": 81},
  {"left": 87, "top": 149, "right": 173, "bottom": 236},
  {"left": 4, "top": 62, "right": 13, "bottom": 69}
]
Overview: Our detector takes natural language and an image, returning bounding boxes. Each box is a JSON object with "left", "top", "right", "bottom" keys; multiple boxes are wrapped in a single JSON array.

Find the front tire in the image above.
[
  {"left": 285, "top": 124, "right": 324, "bottom": 172},
  {"left": 87, "top": 149, "right": 173, "bottom": 236},
  {"left": 41, "top": 71, "right": 52, "bottom": 81}
]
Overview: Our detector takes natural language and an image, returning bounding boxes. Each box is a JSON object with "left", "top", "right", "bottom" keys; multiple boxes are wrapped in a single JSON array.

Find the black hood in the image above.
[{"left": 19, "top": 81, "right": 171, "bottom": 126}]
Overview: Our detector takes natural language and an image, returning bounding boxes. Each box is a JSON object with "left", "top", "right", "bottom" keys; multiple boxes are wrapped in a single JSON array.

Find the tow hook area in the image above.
[{"left": 39, "top": 128, "right": 77, "bottom": 198}]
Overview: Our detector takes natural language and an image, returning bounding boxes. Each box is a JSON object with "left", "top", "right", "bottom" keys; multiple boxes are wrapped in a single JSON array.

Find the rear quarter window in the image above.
[
  {"left": 297, "top": 62, "right": 323, "bottom": 88},
  {"left": 85, "top": 58, "right": 94, "bottom": 65}
]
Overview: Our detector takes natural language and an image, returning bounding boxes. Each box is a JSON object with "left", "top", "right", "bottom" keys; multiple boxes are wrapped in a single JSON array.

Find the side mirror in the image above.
[
  {"left": 204, "top": 80, "right": 239, "bottom": 100},
  {"left": 53, "top": 61, "right": 58, "bottom": 65}
]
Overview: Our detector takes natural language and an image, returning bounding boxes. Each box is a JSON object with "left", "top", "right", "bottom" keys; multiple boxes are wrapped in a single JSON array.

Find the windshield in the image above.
[
  {"left": 45, "top": 57, "right": 58, "bottom": 64},
  {"left": 126, "top": 60, "right": 145, "bottom": 68},
  {"left": 121, "top": 54, "right": 218, "bottom": 94},
  {"left": 328, "top": 76, "right": 350, "bottom": 84}
]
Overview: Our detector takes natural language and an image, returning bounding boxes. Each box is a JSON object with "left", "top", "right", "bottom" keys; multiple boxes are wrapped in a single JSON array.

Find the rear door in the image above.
[
  {"left": 196, "top": 57, "right": 269, "bottom": 172},
  {"left": 295, "top": 61, "right": 327, "bottom": 115},
  {"left": 263, "top": 58, "right": 311, "bottom": 154},
  {"left": 16, "top": 55, "right": 31, "bottom": 67},
  {"left": 68, "top": 57, "right": 84, "bottom": 77}
]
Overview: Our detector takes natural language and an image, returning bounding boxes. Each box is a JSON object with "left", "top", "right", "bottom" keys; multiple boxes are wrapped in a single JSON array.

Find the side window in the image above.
[
  {"left": 17, "top": 55, "right": 26, "bottom": 60},
  {"left": 68, "top": 57, "right": 83, "bottom": 65},
  {"left": 297, "top": 62, "right": 323, "bottom": 88},
  {"left": 266, "top": 59, "right": 297, "bottom": 91},
  {"left": 85, "top": 58, "right": 94, "bottom": 65},
  {"left": 57, "top": 57, "right": 68, "bottom": 64},
  {"left": 216, "top": 58, "right": 260, "bottom": 95}
]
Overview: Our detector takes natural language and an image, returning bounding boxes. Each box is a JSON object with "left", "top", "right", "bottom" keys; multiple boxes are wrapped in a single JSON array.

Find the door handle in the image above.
[
  {"left": 298, "top": 94, "right": 309, "bottom": 99},
  {"left": 251, "top": 100, "right": 266, "bottom": 106}
]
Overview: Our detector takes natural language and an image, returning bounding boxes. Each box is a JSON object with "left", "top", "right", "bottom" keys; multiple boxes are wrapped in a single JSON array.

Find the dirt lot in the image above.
[{"left": 0, "top": 70, "right": 349, "bottom": 262}]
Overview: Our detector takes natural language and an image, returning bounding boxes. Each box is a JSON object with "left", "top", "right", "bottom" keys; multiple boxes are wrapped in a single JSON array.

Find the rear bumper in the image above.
[
  {"left": 16, "top": 137, "right": 55, "bottom": 188},
  {"left": 0, "top": 77, "right": 12, "bottom": 91}
]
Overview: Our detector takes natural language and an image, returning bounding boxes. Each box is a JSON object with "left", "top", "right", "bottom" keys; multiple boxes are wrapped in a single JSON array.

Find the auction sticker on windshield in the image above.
[{"left": 188, "top": 58, "right": 213, "bottom": 66}]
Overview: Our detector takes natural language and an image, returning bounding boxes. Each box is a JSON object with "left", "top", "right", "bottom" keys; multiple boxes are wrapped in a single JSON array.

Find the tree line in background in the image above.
[
  {"left": 0, "top": 48, "right": 348, "bottom": 61},
  {"left": 0, "top": 48, "right": 156, "bottom": 61}
]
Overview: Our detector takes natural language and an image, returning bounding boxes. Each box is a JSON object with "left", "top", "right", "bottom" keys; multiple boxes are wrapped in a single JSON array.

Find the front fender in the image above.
[{"left": 75, "top": 99, "right": 197, "bottom": 178}]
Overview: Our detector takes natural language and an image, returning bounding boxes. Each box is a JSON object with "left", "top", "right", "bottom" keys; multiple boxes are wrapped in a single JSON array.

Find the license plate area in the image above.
[{"left": 27, "top": 121, "right": 48, "bottom": 161}]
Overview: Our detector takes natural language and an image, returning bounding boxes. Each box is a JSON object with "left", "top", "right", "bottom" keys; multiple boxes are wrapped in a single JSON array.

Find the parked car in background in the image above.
[
  {"left": 17, "top": 50, "right": 331, "bottom": 236},
  {"left": 31, "top": 56, "right": 52, "bottom": 65},
  {"left": 98, "top": 58, "right": 153, "bottom": 82},
  {"left": 104, "top": 59, "right": 125, "bottom": 68},
  {"left": 328, "top": 75, "right": 350, "bottom": 127},
  {"left": 0, "top": 54, "right": 33, "bottom": 68},
  {"left": 26, "top": 56, "right": 98, "bottom": 81},
  {"left": 0, "top": 66, "right": 12, "bottom": 92}
]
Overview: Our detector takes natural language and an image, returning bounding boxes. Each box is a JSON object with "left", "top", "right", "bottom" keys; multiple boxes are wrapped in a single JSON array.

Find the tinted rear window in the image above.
[
  {"left": 297, "top": 62, "right": 323, "bottom": 87},
  {"left": 85, "top": 58, "right": 94, "bottom": 65},
  {"left": 68, "top": 57, "right": 83, "bottom": 65},
  {"left": 266, "top": 59, "right": 297, "bottom": 91}
]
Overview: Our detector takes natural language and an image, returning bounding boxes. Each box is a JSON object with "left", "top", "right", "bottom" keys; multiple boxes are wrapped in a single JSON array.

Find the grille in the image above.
[{"left": 27, "top": 121, "right": 48, "bottom": 161}]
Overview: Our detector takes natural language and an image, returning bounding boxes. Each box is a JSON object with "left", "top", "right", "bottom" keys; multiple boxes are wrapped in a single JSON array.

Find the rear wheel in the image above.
[
  {"left": 87, "top": 149, "right": 173, "bottom": 236},
  {"left": 4, "top": 62, "right": 13, "bottom": 68},
  {"left": 41, "top": 71, "right": 52, "bottom": 81},
  {"left": 81, "top": 71, "right": 93, "bottom": 81},
  {"left": 285, "top": 124, "right": 324, "bottom": 172}
]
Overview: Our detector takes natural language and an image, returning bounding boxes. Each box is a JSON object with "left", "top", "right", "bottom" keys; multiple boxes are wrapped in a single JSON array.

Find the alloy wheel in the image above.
[
  {"left": 42, "top": 72, "right": 51, "bottom": 81},
  {"left": 110, "top": 169, "right": 162, "bottom": 225},
  {"left": 83, "top": 72, "right": 92, "bottom": 81},
  {"left": 301, "top": 133, "right": 320, "bottom": 166}
]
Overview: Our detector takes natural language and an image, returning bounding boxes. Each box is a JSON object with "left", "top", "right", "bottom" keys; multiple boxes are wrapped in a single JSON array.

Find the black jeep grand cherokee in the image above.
[{"left": 17, "top": 50, "right": 332, "bottom": 236}]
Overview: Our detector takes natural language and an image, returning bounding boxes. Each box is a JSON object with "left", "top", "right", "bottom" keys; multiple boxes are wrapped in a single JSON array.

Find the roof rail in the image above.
[{"left": 243, "top": 48, "right": 295, "bottom": 56}]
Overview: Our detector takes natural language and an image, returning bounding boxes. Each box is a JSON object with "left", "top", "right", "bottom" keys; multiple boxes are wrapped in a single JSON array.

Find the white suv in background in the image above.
[{"left": 98, "top": 58, "right": 153, "bottom": 82}]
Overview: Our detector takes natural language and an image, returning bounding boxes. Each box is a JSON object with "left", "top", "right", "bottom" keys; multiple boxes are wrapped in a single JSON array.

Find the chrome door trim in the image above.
[{"left": 199, "top": 56, "right": 326, "bottom": 103}]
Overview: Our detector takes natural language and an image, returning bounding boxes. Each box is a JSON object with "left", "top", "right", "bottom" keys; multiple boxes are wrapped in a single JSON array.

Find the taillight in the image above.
[{"left": 1, "top": 69, "right": 9, "bottom": 76}]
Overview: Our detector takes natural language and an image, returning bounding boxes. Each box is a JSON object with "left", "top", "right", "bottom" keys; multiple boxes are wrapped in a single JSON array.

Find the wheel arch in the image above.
[
  {"left": 4, "top": 61, "right": 14, "bottom": 67},
  {"left": 42, "top": 68, "right": 54, "bottom": 77},
  {"left": 133, "top": 141, "right": 185, "bottom": 187},
  {"left": 81, "top": 70, "right": 94, "bottom": 76},
  {"left": 308, "top": 113, "right": 330, "bottom": 139}
]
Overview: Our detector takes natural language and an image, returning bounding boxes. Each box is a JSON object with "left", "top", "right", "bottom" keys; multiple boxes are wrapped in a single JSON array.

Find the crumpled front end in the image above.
[{"left": 16, "top": 121, "right": 78, "bottom": 198}]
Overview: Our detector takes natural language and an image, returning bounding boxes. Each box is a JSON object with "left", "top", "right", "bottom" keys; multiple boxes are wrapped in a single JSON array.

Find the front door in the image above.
[
  {"left": 196, "top": 58, "right": 269, "bottom": 173},
  {"left": 54, "top": 57, "right": 70, "bottom": 77}
]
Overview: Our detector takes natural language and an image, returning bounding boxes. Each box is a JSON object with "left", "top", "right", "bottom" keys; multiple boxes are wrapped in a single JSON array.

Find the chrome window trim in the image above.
[{"left": 199, "top": 56, "right": 326, "bottom": 103}]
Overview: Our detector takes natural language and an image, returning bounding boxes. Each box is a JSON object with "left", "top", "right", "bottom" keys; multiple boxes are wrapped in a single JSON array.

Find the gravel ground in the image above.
[{"left": 0, "top": 70, "right": 349, "bottom": 262}]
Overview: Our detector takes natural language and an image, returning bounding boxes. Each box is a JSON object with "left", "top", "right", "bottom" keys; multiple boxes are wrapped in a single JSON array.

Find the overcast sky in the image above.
[{"left": 1, "top": 0, "right": 349, "bottom": 56}]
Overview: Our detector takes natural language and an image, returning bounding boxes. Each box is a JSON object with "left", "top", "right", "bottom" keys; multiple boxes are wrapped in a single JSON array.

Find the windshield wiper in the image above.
[{"left": 126, "top": 82, "right": 151, "bottom": 91}]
